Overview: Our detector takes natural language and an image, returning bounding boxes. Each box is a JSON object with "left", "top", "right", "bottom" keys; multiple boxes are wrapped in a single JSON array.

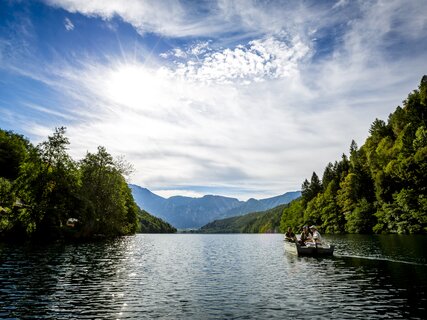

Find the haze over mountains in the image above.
[{"left": 130, "top": 184, "right": 301, "bottom": 229}]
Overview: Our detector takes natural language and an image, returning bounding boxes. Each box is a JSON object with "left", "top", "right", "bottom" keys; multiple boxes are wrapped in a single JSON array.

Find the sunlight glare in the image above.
[{"left": 105, "top": 64, "right": 167, "bottom": 110}]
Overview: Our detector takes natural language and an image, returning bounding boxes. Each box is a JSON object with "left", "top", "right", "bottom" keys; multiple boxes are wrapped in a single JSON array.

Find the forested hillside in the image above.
[
  {"left": 200, "top": 204, "right": 285, "bottom": 233},
  {"left": 0, "top": 127, "right": 174, "bottom": 241},
  {"left": 280, "top": 76, "right": 427, "bottom": 234},
  {"left": 138, "top": 209, "right": 176, "bottom": 233}
]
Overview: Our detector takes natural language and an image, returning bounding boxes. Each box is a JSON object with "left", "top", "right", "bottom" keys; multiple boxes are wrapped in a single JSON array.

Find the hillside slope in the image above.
[
  {"left": 200, "top": 204, "right": 287, "bottom": 233},
  {"left": 138, "top": 209, "right": 177, "bottom": 233}
]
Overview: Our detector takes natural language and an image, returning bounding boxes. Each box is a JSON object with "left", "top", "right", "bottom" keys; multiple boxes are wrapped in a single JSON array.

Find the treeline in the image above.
[
  {"left": 0, "top": 127, "right": 175, "bottom": 241},
  {"left": 280, "top": 76, "right": 427, "bottom": 234},
  {"left": 139, "top": 209, "right": 176, "bottom": 233},
  {"left": 200, "top": 204, "right": 285, "bottom": 233}
]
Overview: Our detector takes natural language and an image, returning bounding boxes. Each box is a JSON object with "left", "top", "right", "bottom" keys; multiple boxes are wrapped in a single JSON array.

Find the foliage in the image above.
[
  {"left": 280, "top": 76, "right": 427, "bottom": 234},
  {"left": 0, "top": 130, "right": 30, "bottom": 180},
  {"left": 138, "top": 209, "right": 177, "bottom": 233},
  {"left": 79, "top": 146, "right": 138, "bottom": 237},
  {"left": 200, "top": 205, "right": 286, "bottom": 233},
  {"left": 0, "top": 127, "right": 171, "bottom": 241},
  {"left": 279, "top": 199, "right": 304, "bottom": 232},
  {"left": 301, "top": 172, "right": 322, "bottom": 203}
]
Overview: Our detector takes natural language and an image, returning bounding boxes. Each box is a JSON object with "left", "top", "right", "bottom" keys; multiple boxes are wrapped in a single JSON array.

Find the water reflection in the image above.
[
  {"left": 0, "top": 238, "right": 132, "bottom": 319},
  {"left": 328, "top": 234, "right": 427, "bottom": 264},
  {"left": 0, "top": 234, "right": 426, "bottom": 319}
]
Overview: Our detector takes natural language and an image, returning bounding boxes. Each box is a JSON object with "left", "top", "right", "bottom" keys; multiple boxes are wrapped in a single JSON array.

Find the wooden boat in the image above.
[{"left": 284, "top": 240, "right": 334, "bottom": 256}]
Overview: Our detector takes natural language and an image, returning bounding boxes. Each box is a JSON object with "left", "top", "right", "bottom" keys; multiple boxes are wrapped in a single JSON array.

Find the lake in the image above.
[{"left": 1, "top": 234, "right": 426, "bottom": 319}]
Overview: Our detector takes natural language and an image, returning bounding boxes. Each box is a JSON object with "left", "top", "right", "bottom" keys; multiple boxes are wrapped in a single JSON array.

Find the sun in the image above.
[{"left": 105, "top": 63, "right": 168, "bottom": 110}]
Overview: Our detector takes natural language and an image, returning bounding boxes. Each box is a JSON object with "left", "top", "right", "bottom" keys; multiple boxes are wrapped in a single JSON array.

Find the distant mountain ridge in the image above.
[{"left": 129, "top": 184, "right": 301, "bottom": 229}]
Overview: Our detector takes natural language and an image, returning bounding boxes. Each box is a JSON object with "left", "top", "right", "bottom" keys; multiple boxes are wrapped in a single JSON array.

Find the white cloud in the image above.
[
  {"left": 11, "top": 57, "right": 313, "bottom": 198},
  {"left": 154, "top": 189, "right": 206, "bottom": 199},
  {"left": 17, "top": 55, "right": 420, "bottom": 200},
  {"left": 161, "top": 48, "right": 188, "bottom": 60},
  {"left": 64, "top": 17, "right": 74, "bottom": 31},
  {"left": 24, "top": 103, "right": 77, "bottom": 120},
  {"left": 44, "top": 0, "right": 239, "bottom": 37},
  {"left": 189, "top": 41, "right": 211, "bottom": 56},
  {"left": 161, "top": 36, "right": 311, "bottom": 84},
  {"left": 3, "top": 0, "right": 427, "bottom": 200},
  {"left": 43, "top": 0, "right": 339, "bottom": 39},
  {"left": 332, "top": 0, "right": 348, "bottom": 10}
]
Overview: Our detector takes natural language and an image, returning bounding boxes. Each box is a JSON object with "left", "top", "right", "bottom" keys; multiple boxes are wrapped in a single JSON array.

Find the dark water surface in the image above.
[{"left": 1, "top": 234, "right": 426, "bottom": 319}]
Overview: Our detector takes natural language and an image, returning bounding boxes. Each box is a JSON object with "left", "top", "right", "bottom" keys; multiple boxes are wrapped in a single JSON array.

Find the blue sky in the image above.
[{"left": 1, "top": 0, "right": 426, "bottom": 200}]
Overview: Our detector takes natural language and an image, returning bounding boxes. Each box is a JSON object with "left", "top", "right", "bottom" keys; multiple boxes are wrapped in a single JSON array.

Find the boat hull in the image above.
[{"left": 284, "top": 240, "right": 334, "bottom": 256}]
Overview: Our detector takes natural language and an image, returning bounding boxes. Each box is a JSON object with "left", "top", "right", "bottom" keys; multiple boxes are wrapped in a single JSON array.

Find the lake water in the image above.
[{"left": 1, "top": 234, "right": 426, "bottom": 319}]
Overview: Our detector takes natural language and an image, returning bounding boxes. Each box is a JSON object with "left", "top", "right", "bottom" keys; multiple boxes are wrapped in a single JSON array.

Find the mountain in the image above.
[
  {"left": 223, "top": 192, "right": 301, "bottom": 217},
  {"left": 200, "top": 204, "right": 287, "bottom": 233},
  {"left": 129, "top": 184, "right": 301, "bottom": 229},
  {"left": 131, "top": 186, "right": 167, "bottom": 216}
]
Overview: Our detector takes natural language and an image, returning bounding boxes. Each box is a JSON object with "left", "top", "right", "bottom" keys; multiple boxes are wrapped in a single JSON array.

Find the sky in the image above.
[{"left": 0, "top": 0, "right": 426, "bottom": 200}]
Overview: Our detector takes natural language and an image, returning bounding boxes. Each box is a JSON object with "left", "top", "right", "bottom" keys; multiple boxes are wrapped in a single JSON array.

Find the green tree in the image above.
[
  {"left": 345, "top": 198, "right": 375, "bottom": 233},
  {"left": 0, "top": 129, "right": 30, "bottom": 180},
  {"left": 320, "top": 182, "right": 344, "bottom": 233},
  {"left": 11, "top": 127, "right": 80, "bottom": 238},
  {"left": 301, "top": 172, "right": 322, "bottom": 203},
  {"left": 79, "top": 146, "right": 138, "bottom": 236},
  {"left": 321, "top": 162, "right": 336, "bottom": 191},
  {"left": 279, "top": 199, "right": 304, "bottom": 232},
  {"left": 138, "top": 209, "right": 177, "bottom": 233}
]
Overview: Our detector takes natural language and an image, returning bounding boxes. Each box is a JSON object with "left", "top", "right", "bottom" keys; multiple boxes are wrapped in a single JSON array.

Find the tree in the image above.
[
  {"left": 79, "top": 146, "right": 138, "bottom": 236},
  {"left": 345, "top": 198, "right": 375, "bottom": 233},
  {"left": 301, "top": 172, "right": 322, "bottom": 203},
  {"left": 279, "top": 199, "right": 304, "bottom": 232},
  {"left": 13, "top": 127, "right": 80, "bottom": 238},
  {"left": 337, "top": 173, "right": 359, "bottom": 214},
  {"left": 0, "top": 129, "right": 30, "bottom": 180},
  {"left": 321, "top": 162, "right": 336, "bottom": 191}
]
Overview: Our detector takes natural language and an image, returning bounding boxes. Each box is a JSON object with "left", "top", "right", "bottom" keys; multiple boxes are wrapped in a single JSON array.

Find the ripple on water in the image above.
[{"left": 0, "top": 234, "right": 426, "bottom": 319}]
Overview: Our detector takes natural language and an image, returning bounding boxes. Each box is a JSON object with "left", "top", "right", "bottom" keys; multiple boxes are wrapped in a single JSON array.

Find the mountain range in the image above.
[{"left": 129, "top": 184, "right": 301, "bottom": 229}]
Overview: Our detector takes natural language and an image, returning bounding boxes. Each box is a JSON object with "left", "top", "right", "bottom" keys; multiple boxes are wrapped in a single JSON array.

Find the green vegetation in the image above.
[
  {"left": 0, "top": 127, "right": 175, "bottom": 241},
  {"left": 200, "top": 205, "right": 286, "bottom": 233},
  {"left": 280, "top": 76, "right": 427, "bottom": 234},
  {"left": 138, "top": 209, "right": 177, "bottom": 233}
]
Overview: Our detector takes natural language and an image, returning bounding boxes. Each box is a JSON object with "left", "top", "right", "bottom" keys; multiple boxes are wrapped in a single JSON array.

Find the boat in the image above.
[{"left": 284, "top": 239, "right": 334, "bottom": 256}]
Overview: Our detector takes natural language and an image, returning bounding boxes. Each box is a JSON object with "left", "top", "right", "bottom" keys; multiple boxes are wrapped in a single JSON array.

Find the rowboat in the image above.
[{"left": 284, "top": 240, "right": 334, "bottom": 256}]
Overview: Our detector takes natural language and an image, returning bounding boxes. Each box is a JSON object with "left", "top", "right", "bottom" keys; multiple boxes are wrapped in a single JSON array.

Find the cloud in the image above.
[
  {"left": 14, "top": 56, "right": 417, "bottom": 200},
  {"left": 6, "top": 57, "right": 315, "bottom": 198},
  {"left": 161, "top": 36, "right": 311, "bottom": 84},
  {"left": 42, "top": 0, "right": 343, "bottom": 40},
  {"left": 2, "top": 0, "right": 427, "bottom": 200},
  {"left": 332, "top": 0, "right": 348, "bottom": 10},
  {"left": 24, "top": 103, "right": 77, "bottom": 120},
  {"left": 154, "top": 189, "right": 206, "bottom": 199},
  {"left": 44, "top": 0, "right": 236, "bottom": 37},
  {"left": 64, "top": 17, "right": 74, "bottom": 31}
]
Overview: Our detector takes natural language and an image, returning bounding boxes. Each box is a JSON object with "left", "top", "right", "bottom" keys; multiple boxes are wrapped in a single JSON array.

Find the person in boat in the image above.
[
  {"left": 309, "top": 225, "right": 322, "bottom": 244},
  {"left": 284, "top": 227, "right": 296, "bottom": 242},
  {"left": 298, "top": 226, "right": 312, "bottom": 246}
]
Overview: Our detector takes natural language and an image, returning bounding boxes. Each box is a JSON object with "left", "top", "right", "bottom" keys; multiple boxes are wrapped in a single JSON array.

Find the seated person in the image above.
[
  {"left": 284, "top": 227, "right": 296, "bottom": 242},
  {"left": 298, "top": 226, "right": 312, "bottom": 246},
  {"left": 309, "top": 225, "right": 322, "bottom": 244}
]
